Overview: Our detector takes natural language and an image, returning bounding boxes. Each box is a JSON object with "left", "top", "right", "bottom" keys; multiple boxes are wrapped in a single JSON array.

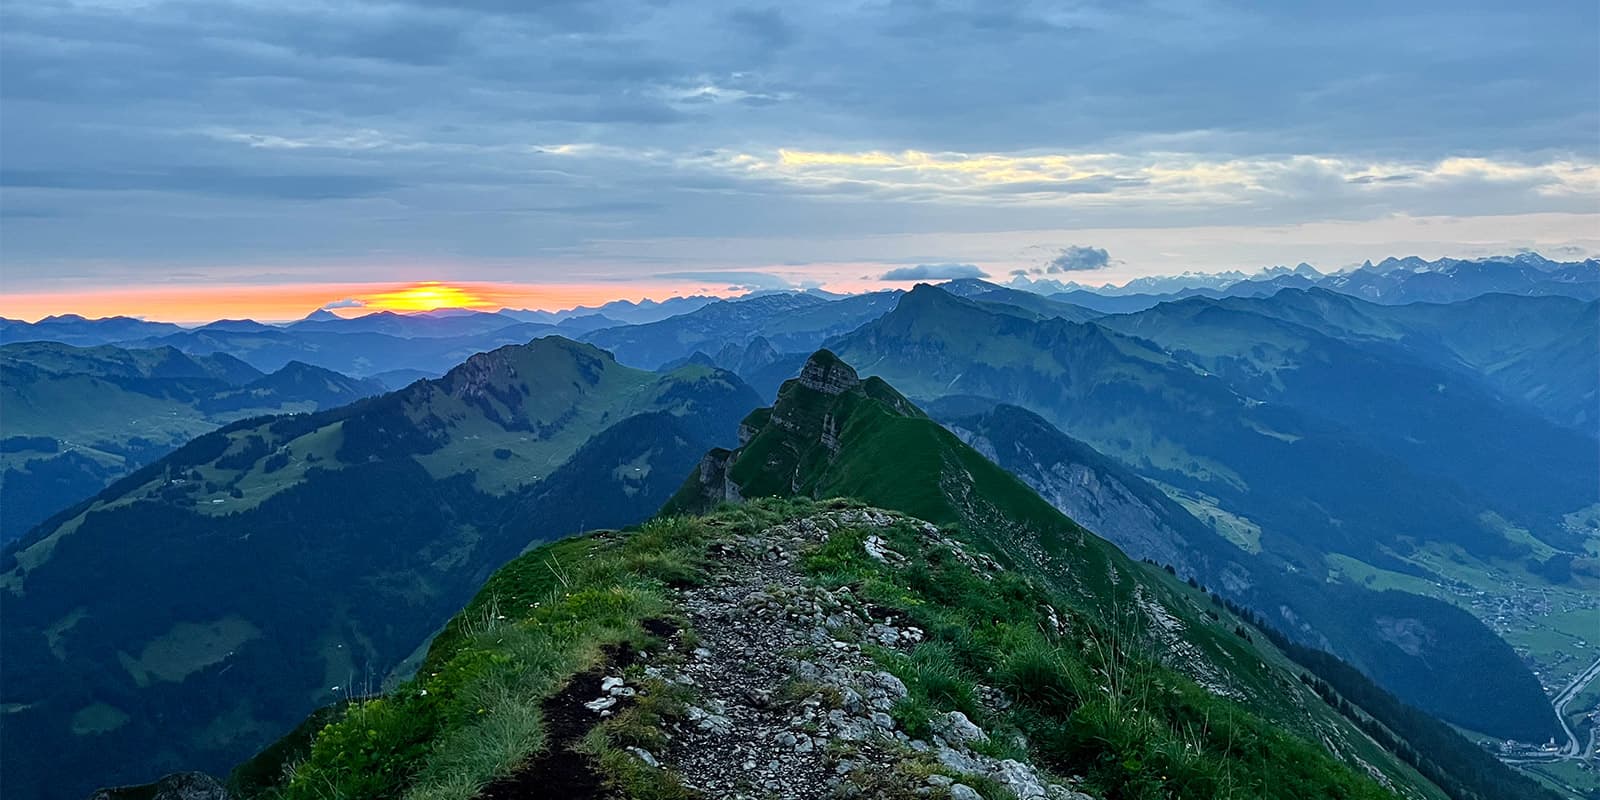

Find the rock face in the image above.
[
  {"left": 939, "top": 404, "right": 1258, "bottom": 596},
  {"left": 685, "top": 447, "right": 742, "bottom": 508},
  {"left": 796, "top": 350, "right": 862, "bottom": 396},
  {"left": 88, "top": 772, "right": 231, "bottom": 800},
  {"left": 679, "top": 351, "right": 870, "bottom": 511},
  {"left": 715, "top": 335, "right": 782, "bottom": 375}
]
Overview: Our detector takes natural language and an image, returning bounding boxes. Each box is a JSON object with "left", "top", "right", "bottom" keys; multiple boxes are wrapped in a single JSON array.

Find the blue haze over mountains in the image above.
[{"left": 1, "top": 253, "right": 1597, "bottom": 798}]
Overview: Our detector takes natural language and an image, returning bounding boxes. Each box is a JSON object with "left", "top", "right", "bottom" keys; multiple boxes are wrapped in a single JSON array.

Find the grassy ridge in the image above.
[
  {"left": 238, "top": 498, "right": 1419, "bottom": 799},
  {"left": 801, "top": 516, "right": 1399, "bottom": 800}
]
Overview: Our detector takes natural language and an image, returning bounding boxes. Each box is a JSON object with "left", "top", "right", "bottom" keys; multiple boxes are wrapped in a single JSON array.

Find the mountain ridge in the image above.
[
  {"left": 234, "top": 350, "right": 1477, "bottom": 800},
  {"left": 0, "top": 336, "right": 761, "bottom": 799}
]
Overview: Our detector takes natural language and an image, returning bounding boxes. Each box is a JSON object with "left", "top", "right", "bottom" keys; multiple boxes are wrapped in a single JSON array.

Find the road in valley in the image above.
[{"left": 1551, "top": 653, "right": 1600, "bottom": 758}]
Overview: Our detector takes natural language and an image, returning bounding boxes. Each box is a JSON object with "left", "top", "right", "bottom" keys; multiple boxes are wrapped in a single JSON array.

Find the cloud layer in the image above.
[
  {"left": 1, "top": 0, "right": 1595, "bottom": 294},
  {"left": 880, "top": 263, "right": 989, "bottom": 281},
  {"left": 1045, "top": 247, "right": 1111, "bottom": 272}
]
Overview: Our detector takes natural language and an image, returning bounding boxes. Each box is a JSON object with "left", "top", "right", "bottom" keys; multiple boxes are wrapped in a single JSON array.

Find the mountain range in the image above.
[
  {"left": 827, "top": 283, "right": 1587, "bottom": 740},
  {"left": 221, "top": 351, "right": 1558, "bottom": 800},
  {"left": 3, "top": 254, "right": 1595, "bottom": 799},
  {"left": 0, "top": 338, "right": 758, "bottom": 799},
  {"left": 1042, "top": 254, "right": 1600, "bottom": 314},
  {"left": 0, "top": 342, "right": 385, "bottom": 542}
]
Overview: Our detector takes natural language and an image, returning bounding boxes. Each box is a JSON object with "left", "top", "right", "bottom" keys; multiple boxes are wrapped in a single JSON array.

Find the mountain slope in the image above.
[
  {"left": 929, "top": 399, "right": 1252, "bottom": 583},
  {"left": 197, "top": 361, "right": 386, "bottom": 415},
  {"left": 921, "top": 400, "right": 1579, "bottom": 795},
  {"left": 583, "top": 291, "right": 903, "bottom": 369},
  {"left": 236, "top": 351, "right": 1466, "bottom": 800},
  {"left": 826, "top": 285, "right": 1565, "bottom": 742},
  {"left": 1200, "top": 288, "right": 1599, "bottom": 430},
  {"left": 940, "top": 279, "right": 1108, "bottom": 323},
  {"left": 1089, "top": 291, "right": 1600, "bottom": 707},
  {"left": 1095, "top": 295, "right": 1596, "bottom": 535},
  {"left": 0, "top": 337, "right": 761, "bottom": 800},
  {"left": 0, "top": 343, "right": 382, "bottom": 542}
]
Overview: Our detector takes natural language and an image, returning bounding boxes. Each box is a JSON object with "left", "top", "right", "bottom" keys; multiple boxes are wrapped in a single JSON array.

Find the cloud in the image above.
[
  {"left": 880, "top": 263, "right": 989, "bottom": 281},
  {"left": 321, "top": 298, "right": 366, "bottom": 309},
  {"left": 1539, "top": 244, "right": 1592, "bottom": 259},
  {"left": 0, "top": 0, "right": 1596, "bottom": 292},
  {"left": 1045, "top": 246, "right": 1111, "bottom": 272}
]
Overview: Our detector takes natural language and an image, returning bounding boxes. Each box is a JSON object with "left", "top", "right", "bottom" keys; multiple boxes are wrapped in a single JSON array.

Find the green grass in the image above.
[
  {"left": 1519, "top": 758, "right": 1600, "bottom": 798},
  {"left": 116, "top": 616, "right": 262, "bottom": 686},
  {"left": 799, "top": 514, "right": 1403, "bottom": 800},
  {"left": 1157, "top": 482, "right": 1263, "bottom": 554},
  {"left": 1324, "top": 554, "right": 1441, "bottom": 596},
  {"left": 230, "top": 509, "right": 725, "bottom": 800},
  {"left": 236, "top": 497, "right": 1433, "bottom": 800},
  {"left": 679, "top": 352, "right": 1448, "bottom": 795}
]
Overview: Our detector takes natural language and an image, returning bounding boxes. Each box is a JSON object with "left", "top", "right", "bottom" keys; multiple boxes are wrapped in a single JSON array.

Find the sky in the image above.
[{"left": 1, "top": 0, "right": 1597, "bottom": 320}]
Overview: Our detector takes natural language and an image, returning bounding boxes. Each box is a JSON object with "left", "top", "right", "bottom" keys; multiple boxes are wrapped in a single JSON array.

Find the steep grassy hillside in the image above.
[
  {"left": 0, "top": 338, "right": 760, "bottom": 800},
  {"left": 926, "top": 401, "right": 1561, "bottom": 800},
  {"left": 827, "top": 285, "right": 1565, "bottom": 742},
  {"left": 0, "top": 343, "right": 383, "bottom": 542},
  {"left": 233, "top": 353, "right": 1458, "bottom": 800}
]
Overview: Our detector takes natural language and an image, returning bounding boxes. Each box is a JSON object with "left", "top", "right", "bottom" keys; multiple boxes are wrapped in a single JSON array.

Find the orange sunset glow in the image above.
[{"left": 0, "top": 280, "right": 749, "bottom": 324}]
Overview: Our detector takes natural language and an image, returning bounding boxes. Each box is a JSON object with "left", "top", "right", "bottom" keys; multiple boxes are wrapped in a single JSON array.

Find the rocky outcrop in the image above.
[
  {"left": 89, "top": 772, "right": 230, "bottom": 800},
  {"left": 796, "top": 350, "right": 862, "bottom": 396},
  {"left": 685, "top": 447, "right": 742, "bottom": 509}
]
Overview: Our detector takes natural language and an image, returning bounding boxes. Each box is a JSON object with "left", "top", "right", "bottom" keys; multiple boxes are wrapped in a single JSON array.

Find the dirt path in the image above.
[{"left": 661, "top": 530, "right": 851, "bottom": 798}]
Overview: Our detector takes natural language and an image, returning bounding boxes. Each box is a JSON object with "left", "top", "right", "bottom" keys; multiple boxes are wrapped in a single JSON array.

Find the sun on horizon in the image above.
[{"left": 359, "top": 282, "right": 491, "bottom": 313}]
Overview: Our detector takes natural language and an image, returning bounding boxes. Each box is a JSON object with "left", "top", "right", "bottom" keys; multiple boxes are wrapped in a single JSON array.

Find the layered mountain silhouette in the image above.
[{"left": 0, "top": 337, "right": 759, "bottom": 799}]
